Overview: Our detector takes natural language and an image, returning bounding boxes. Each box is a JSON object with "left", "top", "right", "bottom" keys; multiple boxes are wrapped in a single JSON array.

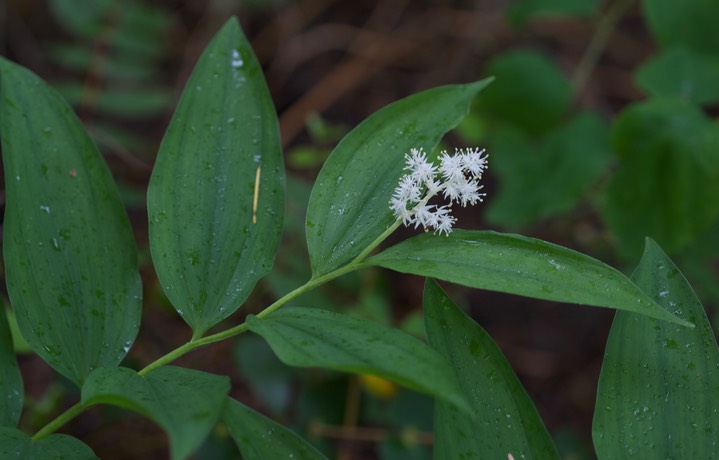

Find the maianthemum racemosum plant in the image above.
[{"left": 0, "top": 16, "right": 718, "bottom": 460}]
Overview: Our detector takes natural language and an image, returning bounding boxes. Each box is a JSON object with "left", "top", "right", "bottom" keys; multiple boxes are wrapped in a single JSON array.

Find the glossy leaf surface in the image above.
[
  {"left": 246, "top": 308, "right": 468, "bottom": 411},
  {"left": 306, "top": 79, "right": 492, "bottom": 277},
  {"left": 369, "top": 230, "right": 691, "bottom": 327},
  {"left": 593, "top": 239, "right": 719, "bottom": 458},
  {"left": 0, "top": 428, "right": 97, "bottom": 459},
  {"left": 0, "top": 57, "right": 141, "bottom": 386},
  {"left": 424, "top": 279, "right": 559, "bottom": 459},
  {"left": 223, "top": 398, "right": 328, "bottom": 460},
  {"left": 148, "top": 17, "right": 284, "bottom": 336},
  {"left": 82, "top": 366, "right": 230, "bottom": 460}
]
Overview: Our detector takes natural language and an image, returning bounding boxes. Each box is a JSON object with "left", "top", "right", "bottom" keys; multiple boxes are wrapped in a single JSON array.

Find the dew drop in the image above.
[{"left": 231, "top": 49, "right": 244, "bottom": 68}]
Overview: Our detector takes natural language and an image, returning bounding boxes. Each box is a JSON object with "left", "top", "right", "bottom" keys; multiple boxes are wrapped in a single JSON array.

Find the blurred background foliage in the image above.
[{"left": 1, "top": 0, "right": 718, "bottom": 458}]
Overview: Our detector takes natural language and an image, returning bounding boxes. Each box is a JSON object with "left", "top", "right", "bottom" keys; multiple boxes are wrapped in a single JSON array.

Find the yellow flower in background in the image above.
[{"left": 359, "top": 374, "right": 398, "bottom": 399}]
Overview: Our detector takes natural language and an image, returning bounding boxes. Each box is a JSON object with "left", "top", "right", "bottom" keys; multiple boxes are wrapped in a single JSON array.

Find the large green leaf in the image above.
[
  {"left": 0, "top": 428, "right": 97, "bottom": 459},
  {"left": 635, "top": 46, "right": 719, "bottom": 105},
  {"left": 480, "top": 50, "right": 571, "bottom": 135},
  {"left": 223, "top": 398, "right": 328, "bottom": 460},
  {"left": 642, "top": 0, "right": 719, "bottom": 55},
  {"left": 0, "top": 311, "right": 22, "bottom": 427},
  {"left": 424, "top": 279, "right": 559, "bottom": 459},
  {"left": 82, "top": 366, "right": 229, "bottom": 460},
  {"left": 593, "top": 239, "right": 719, "bottom": 457},
  {"left": 603, "top": 99, "right": 719, "bottom": 259},
  {"left": 245, "top": 308, "right": 468, "bottom": 411},
  {"left": 369, "top": 230, "right": 691, "bottom": 327},
  {"left": 0, "top": 57, "right": 142, "bottom": 386},
  {"left": 486, "top": 112, "right": 611, "bottom": 227},
  {"left": 148, "top": 17, "right": 284, "bottom": 336},
  {"left": 306, "top": 79, "right": 492, "bottom": 277}
]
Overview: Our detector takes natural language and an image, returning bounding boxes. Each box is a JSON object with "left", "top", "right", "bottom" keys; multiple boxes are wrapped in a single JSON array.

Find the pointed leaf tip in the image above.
[
  {"left": 147, "top": 16, "right": 284, "bottom": 335},
  {"left": 594, "top": 237, "right": 719, "bottom": 457},
  {"left": 306, "top": 79, "right": 493, "bottom": 277},
  {"left": 0, "top": 57, "right": 141, "bottom": 385},
  {"left": 246, "top": 308, "right": 470, "bottom": 412},
  {"left": 370, "top": 230, "right": 693, "bottom": 328}
]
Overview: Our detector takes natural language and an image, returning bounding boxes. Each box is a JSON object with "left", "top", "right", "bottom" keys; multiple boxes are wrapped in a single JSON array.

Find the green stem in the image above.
[
  {"left": 139, "top": 263, "right": 362, "bottom": 376},
  {"left": 34, "top": 217, "right": 404, "bottom": 437},
  {"left": 32, "top": 402, "right": 86, "bottom": 441},
  {"left": 571, "top": 0, "right": 636, "bottom": 94},
  {"left": 352, "top": 218, "right": 403, "bottom": 264}
]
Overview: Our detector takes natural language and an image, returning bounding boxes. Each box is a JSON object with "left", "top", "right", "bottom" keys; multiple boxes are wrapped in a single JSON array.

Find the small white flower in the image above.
[
  {"left": 389, "top": 146, "right": 488, "bottom": 235},
  {"left": 413, "top": 204, "right": 436, "bottom": 230},
  {"left": 393, "top": 175, "right": 422, "bottom": 202},
  {"left": 405, "top": 148, "right": 437, "bottom": 183},
  {"left": 460, "top": 147, "right": 488, "bottom": 177},
  {"left": 457, "top": 179, "right": 484, "bottom": 207},
  {"left": 390, "top": 196, "right": 413, "bottom": 225},
  {"left": 434, "top": 206, "right": 456, "bottom": 235},
  {"left": 439, "top": 151, "right": 464, "bottom": 183}
]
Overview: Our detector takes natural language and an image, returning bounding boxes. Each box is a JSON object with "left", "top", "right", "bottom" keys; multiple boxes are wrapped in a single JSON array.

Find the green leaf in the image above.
[
  {"left": 480, "top": 50, "right": 571, "bottom": 135},
  {"left": 369, "top": 230, "right": 692, "bottom": 327},
  {"left": 642, "top": 0, "right": 719, "bottom": 55},
  {"left": 245, "top": 308, "right": 469, "bottom": 411},
  {"left": 0, "top": 57, "right": 142, "bottom": 386},
  {"left": 486, "top": 111, "right": 611, "bottom": 227},
  {"left": 0, "top": 428, "right": 97, "bottom": 459},
  {"left": 0, "top": 311, "right": 22, "bottom": 427},
  {"left": 305, "top": 79, "right": 493, "bottom": 277},
  {"left": 507, "top": 0, "right": 600, "bottom": 27},
  {"left": 635, "top": 46, "right": 719, "bottom": 106},
  {"left": 603, "top": 99, "right": 719, "bottom": 259},
  {"left": 82, "top": 366, "right": 230, "bottom": 460},
  {"left": 593, "top": 239, "right": 719, "bottom": 458},
  {"left": 424, "top": 279, "right": 560, "bottom": 459},
  {"left": 222, "top": 398, "right": 329, "bottom": 460},
  {"left": 148, "top": 17, "right": 284, "bottom": 336}
]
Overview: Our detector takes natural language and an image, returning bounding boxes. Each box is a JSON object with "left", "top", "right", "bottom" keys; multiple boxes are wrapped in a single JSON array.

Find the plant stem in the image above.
[
  {"left": 138, "top": 261, "right": 364, "bottom": 375},
  {"left": 352, "top": 219, "right": 403, "bottom": 264},
  {"left": 34, "top": 218, "right": 404, "bottom": 437},
  {"left": 571, "top": 0, "right": 636, "bottom": 94},
  {"left": 32, "top": 402, "right": 86, "bottom": 441}
]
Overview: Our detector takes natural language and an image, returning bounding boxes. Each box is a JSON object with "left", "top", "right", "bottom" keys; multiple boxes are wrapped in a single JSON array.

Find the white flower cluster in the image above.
[{"left": 389, "top": 147, "right": 488, "bottom": 235}]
